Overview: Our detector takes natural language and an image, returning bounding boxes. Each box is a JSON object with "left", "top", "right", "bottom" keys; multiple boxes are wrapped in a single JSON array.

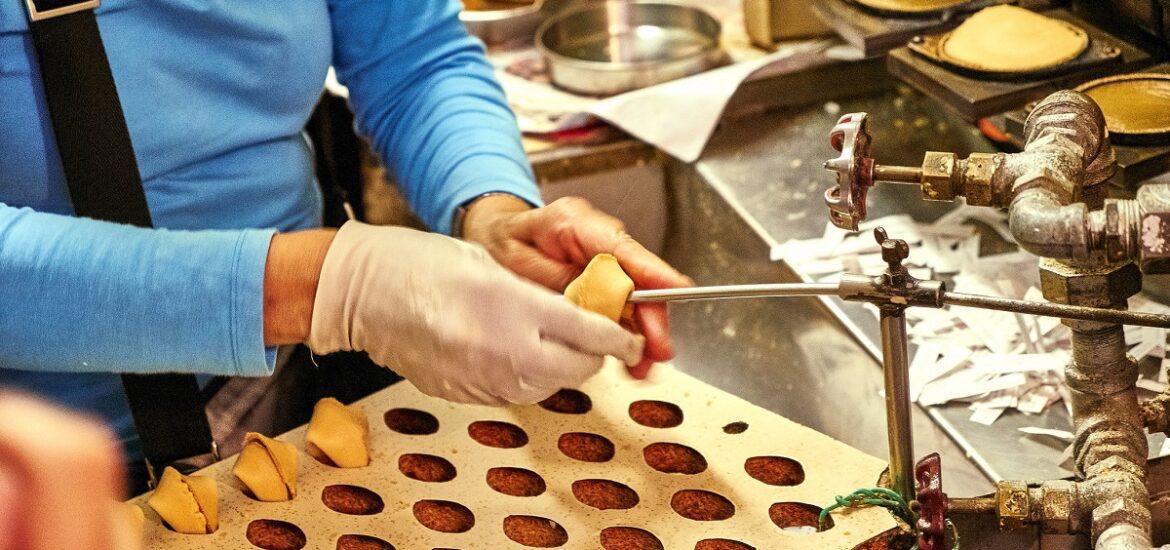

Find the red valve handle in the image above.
[
  {"left": 915, "top": 453, "right": 948, "bottom": 550},
  {"left": 823, "top": 112, "right": 874, "bottom": 231}
]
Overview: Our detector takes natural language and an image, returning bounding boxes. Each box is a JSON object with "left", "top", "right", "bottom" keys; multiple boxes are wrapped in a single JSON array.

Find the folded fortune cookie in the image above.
[
  {"left": 564, "top": 254, "right": 635, "bottom": 323},
  {"left": 146, "top": 466, "right": 218, "bottom": 534},
  {"left": 305, "top": 397, "right": 370, "bottom": 468},
  {"left": 232, "top": 432, "right": 298, "bottom": 501}
]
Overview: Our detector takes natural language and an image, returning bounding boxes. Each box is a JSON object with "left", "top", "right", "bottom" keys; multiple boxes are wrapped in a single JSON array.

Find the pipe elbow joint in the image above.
[{"left": 1010, "top": 188, "right": 1089, "bottom": 260}]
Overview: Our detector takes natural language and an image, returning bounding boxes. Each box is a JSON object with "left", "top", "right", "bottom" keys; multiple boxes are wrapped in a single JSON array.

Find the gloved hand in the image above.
[
  {"left": 308, "top": 221, "right": 643, "bottom": 405},
  {"left": 459, "top": 196, "right": 693, "bottom": 379}
]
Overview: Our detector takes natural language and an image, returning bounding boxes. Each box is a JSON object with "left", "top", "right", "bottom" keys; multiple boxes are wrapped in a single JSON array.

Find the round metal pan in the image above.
[
  {"left": 460, "top": 0, "right": 543, "bottom": 45},
  {"left": 536, "top": 1, "right": 726, "bottom": 96}
]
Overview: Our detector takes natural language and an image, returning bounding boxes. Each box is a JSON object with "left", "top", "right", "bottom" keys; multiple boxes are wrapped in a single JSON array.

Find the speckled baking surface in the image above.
[{"left": 130, "top": 360, "right": 897, "bottom": 549}]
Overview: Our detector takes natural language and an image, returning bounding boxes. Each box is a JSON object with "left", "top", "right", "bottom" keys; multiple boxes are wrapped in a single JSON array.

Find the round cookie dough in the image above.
[{"left": 939, "top": 5, "right": 1088, "bottom": 73}]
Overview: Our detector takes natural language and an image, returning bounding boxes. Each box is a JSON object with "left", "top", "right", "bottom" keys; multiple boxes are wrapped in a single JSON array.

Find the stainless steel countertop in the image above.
[{"left": 657, "top": 84, "right": 1070, "bottom": 496}]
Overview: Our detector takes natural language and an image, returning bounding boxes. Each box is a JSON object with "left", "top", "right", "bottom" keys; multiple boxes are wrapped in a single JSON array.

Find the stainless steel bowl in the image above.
[
  {"left": 461, "top": 0, "right": 544, "bottom": 45},
  {"left": 536, "top": 1, "right": 726, "bottom": 96}
]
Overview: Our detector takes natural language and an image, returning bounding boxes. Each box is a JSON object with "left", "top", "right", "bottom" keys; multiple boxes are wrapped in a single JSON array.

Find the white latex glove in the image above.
[{"left": 308, "top": 221, "right": 643, "bottom": 405}]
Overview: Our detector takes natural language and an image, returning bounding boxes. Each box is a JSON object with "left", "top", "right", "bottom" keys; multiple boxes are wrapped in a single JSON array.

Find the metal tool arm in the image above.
[{"left": 628, "top": 280, "right": 1170, "bottom": 328}]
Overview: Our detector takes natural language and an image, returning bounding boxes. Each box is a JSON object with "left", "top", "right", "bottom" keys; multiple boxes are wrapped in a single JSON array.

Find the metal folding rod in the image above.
[
  {"left": 627, "top": 283, "right": 840, "bottom": 303},
  {"left": 630, "top": 283, "right": 1170, "bottom": 329},
  {"left": 943, "top": 292, "right": 1170, "bottom": 329}
]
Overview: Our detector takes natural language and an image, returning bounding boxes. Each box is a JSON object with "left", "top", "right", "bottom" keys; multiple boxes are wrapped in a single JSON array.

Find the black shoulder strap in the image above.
[{"left": 24, "top": 0, "right": 216, "bottom": 475}]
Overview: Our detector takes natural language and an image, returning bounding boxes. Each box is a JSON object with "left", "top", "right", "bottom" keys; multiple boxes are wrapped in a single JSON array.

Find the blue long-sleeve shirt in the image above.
[{"left": 0, "top": 0, "right": 541, "bottom": 459}]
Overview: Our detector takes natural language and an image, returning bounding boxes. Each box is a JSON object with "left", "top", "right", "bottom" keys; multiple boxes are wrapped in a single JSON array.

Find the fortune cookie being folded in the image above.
[
  {"left": 232, "top": 432, "right": 298, "bottom": 501},
  {"left": 564, "top": 254, "right": 635, "bottom": 323},
  {"left": 146, "top": 466, "right": 218, "bottom": 534},
  {"left": 305, "top": 397, "right": 370, "bottom": 468}
]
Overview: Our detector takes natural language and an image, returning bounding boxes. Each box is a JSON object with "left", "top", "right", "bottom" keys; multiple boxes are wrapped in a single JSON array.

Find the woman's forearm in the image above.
[{"left": 263, "top": 229, "right": 336, "bottom": 346}]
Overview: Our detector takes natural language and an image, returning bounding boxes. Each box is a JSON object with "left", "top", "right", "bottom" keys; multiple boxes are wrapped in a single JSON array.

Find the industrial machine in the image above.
[{"left": 800, "top": 1, "right": 1170, "bottom": 548}]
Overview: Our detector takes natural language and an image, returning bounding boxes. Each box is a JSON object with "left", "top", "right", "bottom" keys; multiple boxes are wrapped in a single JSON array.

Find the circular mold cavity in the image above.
[
  {"left": 695, "top": 540, "right": 755, "bottom": 550},
  {"left": 468, "top": 420, "right": 529, "bottom": 448},
  {"left": 413, "top": 500, "right": 475, "bottom": 533},
  {"left": 246, "top": 519, "right": 307, "bottom": 550},
  {"left": 337, "top": 534, "right": 396, "bottom": 550},
  {"left": 851, "top": 528, "right": 916, "bottom": 550},
  {"left": 486, "top": 467, "right": 546, "bottom": 497},
  {"left": 571, "top": 479, "right": 640, "bottom": 510},
  {"left": 322, "top": 485, "right": 385, "bottom": 516},
  {"left": 502, "top": 515, "right": 569, "bottom": 547},
  {"left": 744, "top": 456, "right": 805, "bottom": 486},
  {"left": 538, "top": 389, "right": 592, "bottom": 414},
  {"left": 769, "top": 502, "right": 832, "bottom": 532},
  {"left": 643, "top": 442, "right": 708, "bottom": 474},
  {"left": 628, "top": 400, "right": 684, "bottom": 428},
  {"left": 599, "top": 526, "right": 664, "bottom": 550},
  {"left": 384, "top": 408, "right": 439, "bottom": 435},
  {"left": 722, "top": 422, "right": 749, "bottom": 434},
  {"left": 671, "top": 489, "right": 735, "bottom": 521},
  {"left": 398, "top": 453, "right": 457, "bottom": 483},
  {"left": 558, "top": 432, "right": 615, "bottom": 462}
]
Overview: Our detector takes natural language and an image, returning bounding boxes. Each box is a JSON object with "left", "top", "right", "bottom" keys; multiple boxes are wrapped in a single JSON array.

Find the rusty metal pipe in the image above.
[
  {"left": 1002, "top": 91, "right": 1120, "bottom": 262},
  {"left": 1009, "top": 188, "right": 1092, "bottom": 260},
  {"left": 1095, "top": 522, "right": 1152, "bottom": 550},
  {"left": 1012, "top": 91, "right": 1151, "bottom": 550},
  {"left": 1061, "top": 306, "right": 1150, "bottom": 550}
]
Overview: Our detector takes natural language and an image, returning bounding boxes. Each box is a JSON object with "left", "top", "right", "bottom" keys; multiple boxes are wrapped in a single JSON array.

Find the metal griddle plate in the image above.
[
  {"left": 887, "top": 9, "right": 1154, "bottom": 121},
  {"left": 1076, "top": 72, "right": 1170, "bottom": 146},
  {"left": 129, "top": 360, "right": 897, "bottom": 550},
  {"left": 906, "top": 17, "right": 1111, "bottom": 82},
  {"left": 852, "top": 0, "right": 989, "bottom": 17},
  {"left": 810, "top": 0, "right": 1003, "bottom": 57}
]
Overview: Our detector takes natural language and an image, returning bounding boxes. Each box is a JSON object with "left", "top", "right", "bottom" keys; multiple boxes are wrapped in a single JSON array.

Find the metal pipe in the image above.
[
  {"left": 1009, "top": 187, "right": 1092, "bottom": 260},
  {"left": 942, "top": 292, "right": 1170, "bottom": 329},
  {"left": 1056, "top": 281, "right": 1150, "bottom": 549},
  {"left": 1095, "top": 522, "right": 1152, "bottom": 550},
  {"left": 947, "top": 496, "right": 997, "bottom": 515},
  {"left": 880, "top": 311, "right": 915, "bottom": 502},
  {"left": 627, "top": 283, "right": 839, "bottom": 303},
  {"left": 873, "top": 165, "right": 923, "bottom": 184}
]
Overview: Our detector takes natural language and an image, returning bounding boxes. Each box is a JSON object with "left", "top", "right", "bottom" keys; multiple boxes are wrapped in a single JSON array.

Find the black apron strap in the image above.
[{"left": 24, "top": 0, "right": 216, "bottom": 480}]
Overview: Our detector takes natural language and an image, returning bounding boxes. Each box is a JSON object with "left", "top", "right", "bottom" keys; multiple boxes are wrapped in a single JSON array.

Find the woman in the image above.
[{"left": 0, "top": 0, "right": 689, "bottom": 486}]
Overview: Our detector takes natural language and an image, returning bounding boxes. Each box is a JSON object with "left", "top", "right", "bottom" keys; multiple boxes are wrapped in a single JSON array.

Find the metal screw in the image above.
[{"left": 875, "top": 228, "right": 910, "bottom": 267}]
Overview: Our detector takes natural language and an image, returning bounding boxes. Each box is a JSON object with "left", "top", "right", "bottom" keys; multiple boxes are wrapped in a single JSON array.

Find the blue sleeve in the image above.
[
  {"left": 328, "top": 0, "right": 543, "bottom": 235},
  {"left": 0, "top": 204, "right": 276, "bottom": 376}
]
